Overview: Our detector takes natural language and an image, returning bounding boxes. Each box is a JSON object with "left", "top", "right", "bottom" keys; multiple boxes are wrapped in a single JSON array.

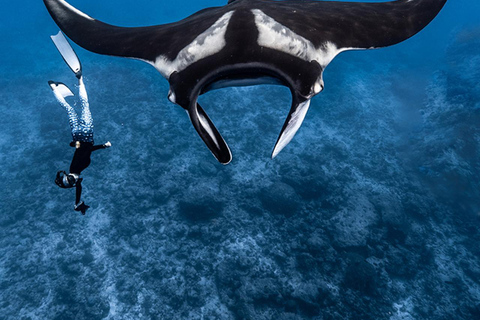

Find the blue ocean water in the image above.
[{"left": 0, "top": 0, "right": 479, "bottom": 319}]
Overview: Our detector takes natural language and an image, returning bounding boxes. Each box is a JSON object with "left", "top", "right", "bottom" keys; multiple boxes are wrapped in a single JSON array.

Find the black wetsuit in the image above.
[
  {"left": 69, "top": 141, "right": 108, "bottom": 213},
  {"left": 70, "top": 142, "right": 108, "bottom": 175}
]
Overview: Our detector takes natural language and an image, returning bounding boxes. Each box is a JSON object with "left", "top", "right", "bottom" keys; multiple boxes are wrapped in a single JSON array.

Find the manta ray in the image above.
[{"left": 43, "top": 0, "right": 447, "bottom": 164}]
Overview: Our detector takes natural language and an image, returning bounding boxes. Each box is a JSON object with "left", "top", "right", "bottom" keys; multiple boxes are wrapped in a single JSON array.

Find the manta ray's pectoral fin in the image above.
[
  {"left": 187, "top": 103, "right": 232, "bottom": 165},
  {"left": 272, "top": 97, "right": 312, "bottom": 159}
]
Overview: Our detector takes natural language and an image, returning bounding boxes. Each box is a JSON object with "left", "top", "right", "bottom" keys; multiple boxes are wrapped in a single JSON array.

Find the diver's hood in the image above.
[{"left": 55, "top": 170, "right": 76, "bottom": 189}]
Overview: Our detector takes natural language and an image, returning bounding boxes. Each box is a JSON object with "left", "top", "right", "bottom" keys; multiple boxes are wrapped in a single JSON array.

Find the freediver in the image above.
[{"left": 48, "top": 31, "right": 111, "bottom": 215}]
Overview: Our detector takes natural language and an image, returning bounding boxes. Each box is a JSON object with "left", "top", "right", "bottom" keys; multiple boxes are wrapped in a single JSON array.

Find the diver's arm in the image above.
[
  {"left": 92, "top": 141, "right": 111, "bottom": 151},
  {"left": 75, "top": 178, "right": 83, "bottom": 206},
  {"left": 74, "top": 178, "right": 89, "bottom": 215}
]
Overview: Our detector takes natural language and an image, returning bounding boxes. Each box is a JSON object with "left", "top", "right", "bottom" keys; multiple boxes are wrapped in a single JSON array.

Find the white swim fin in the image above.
[
  {"left": 48, "top": 80, "right": 74, "bottom": 99},
  {"left": 50, "top": 31, "right": 82, "bottom": 78}
]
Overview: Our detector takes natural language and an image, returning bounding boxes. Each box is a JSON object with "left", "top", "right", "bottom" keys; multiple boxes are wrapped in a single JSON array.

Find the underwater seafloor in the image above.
[{"left": 0, "top": 0, "right": 479, "bottom": 319}]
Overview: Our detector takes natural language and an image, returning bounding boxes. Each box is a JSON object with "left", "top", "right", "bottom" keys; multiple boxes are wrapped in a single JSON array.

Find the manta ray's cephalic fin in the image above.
[
  {"left": 187, "top": 103, "right": 232, "bottom": 164},
  {"left": 272, "top": 97, "right": 312, "bottom": 159}
]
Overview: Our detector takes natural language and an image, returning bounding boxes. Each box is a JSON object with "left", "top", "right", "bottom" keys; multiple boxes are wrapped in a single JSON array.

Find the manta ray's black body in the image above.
[{"left": 44, "top": 0, "right": 447, "bottom": 164}]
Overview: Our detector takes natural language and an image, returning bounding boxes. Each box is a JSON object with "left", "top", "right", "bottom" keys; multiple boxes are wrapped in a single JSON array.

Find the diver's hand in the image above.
[
  {"left": 104, "top": 141, "right": 112, "bottom": 148},
  {"left": 74, "top": 201, "right": 90, "bottom": 215}
]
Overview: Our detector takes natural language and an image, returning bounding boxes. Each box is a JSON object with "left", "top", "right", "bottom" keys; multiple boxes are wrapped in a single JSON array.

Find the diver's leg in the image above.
[
  {"left": 48, "top": 81, "right": 80, "bottom": 135},
  {"left": 64, "top": 103, "right": 80, "bottom": 135},
  {"left": 78, "top": 76, "right": 92, "bottom": 127},
  {"left": 77, "top": 76, "right": 94, "bottom": 142}
]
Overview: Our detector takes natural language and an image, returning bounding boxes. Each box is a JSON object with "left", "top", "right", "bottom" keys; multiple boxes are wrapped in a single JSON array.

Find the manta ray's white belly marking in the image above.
[
  {"left": 252, "top": 9, "right": 350, "bottom": 68},
  {"left": 153, "top": 11, "right": 234, "bottom": 78}
]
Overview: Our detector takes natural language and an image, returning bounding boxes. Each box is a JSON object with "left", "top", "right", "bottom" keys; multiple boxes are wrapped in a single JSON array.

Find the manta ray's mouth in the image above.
[
  {"left": 201, "top": 74, "right": 285, "bottom": 93},
  {"left": 197, "top": 64, "right": 293, "bottom": 95}
]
